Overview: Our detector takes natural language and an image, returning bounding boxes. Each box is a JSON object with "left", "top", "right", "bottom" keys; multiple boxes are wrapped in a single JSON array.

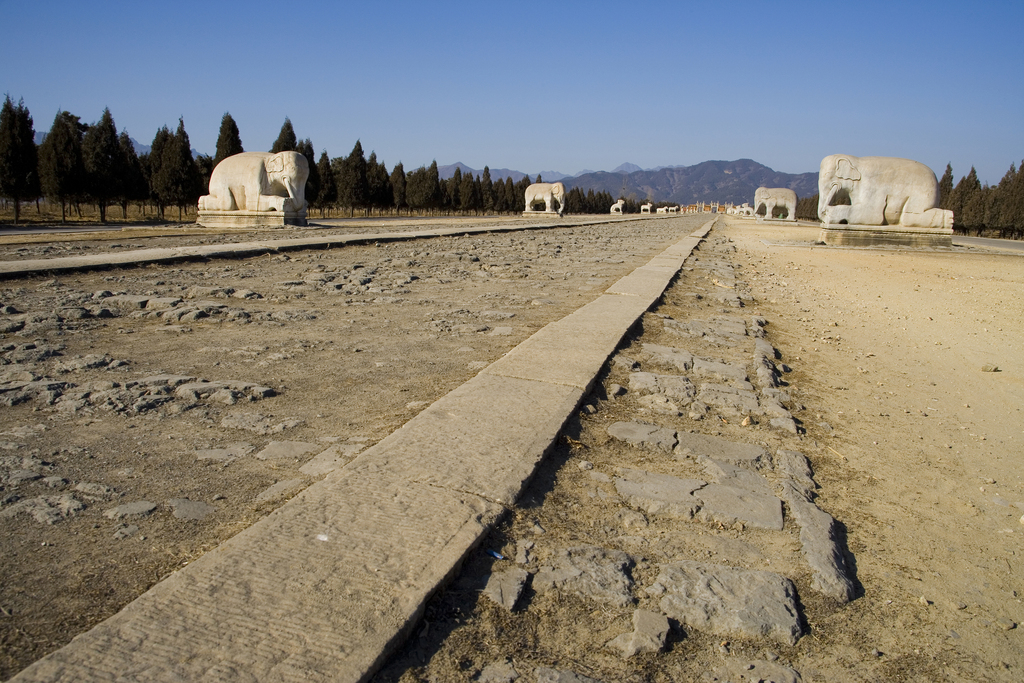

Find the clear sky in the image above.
[{"left": 3, "top": 0, "right": 1021, "bottom": 184}]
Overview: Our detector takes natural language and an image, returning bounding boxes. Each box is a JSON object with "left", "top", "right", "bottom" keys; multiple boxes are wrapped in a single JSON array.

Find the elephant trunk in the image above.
[{"left": 819, "top": 183, "right": 838, "bottom": 223}]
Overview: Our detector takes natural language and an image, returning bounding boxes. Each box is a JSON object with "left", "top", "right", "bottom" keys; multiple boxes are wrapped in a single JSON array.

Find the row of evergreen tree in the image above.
[
  {"left": 0, "top": 98, "right": 623, "bottom": 224},
  {"left": 938, "top": 162, "right": 1024, "bottom": 237}
]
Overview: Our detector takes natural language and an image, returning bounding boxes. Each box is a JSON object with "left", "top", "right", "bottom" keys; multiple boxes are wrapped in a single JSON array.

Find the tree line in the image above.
[
  {"left": 0, "top": 97, "right": 625, "bottom": 224},
  {"left": 938, "top": 162, "right": 1024, "bottom": 238}
]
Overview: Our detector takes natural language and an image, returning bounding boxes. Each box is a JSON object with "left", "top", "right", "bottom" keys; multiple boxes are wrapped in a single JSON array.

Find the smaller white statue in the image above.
[
  {"left": 754, "top": 187, "right": 797, "bottom": 221},
  {"left": 610, "top": 199, "right": 624, "bottom": 214},
  {"left": 524, "top": 182, "right": 566, "bottom": 216},
  {"left": 640, "top": 202, "right": 652, "bottom": 214}
]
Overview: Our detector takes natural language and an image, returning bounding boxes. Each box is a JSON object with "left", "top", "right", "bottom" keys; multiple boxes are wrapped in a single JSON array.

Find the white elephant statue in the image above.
[
  {"left": 199, "top": 151, "right": 309, "bottom": 213},
  {"left": 754, "top": 187, "right": 797, "bottom": 221},
  {"left": 610, "top": 199, "right": 624, "bottom": 214},
  {"left": 818, "top": 154, "right": 953, "bottom": 229},
  {"left": 524, "top": 182, "right": 566, "bottom": 215},
  {"left": 640, "top": 202, "right": 652, "bottom": 214}
]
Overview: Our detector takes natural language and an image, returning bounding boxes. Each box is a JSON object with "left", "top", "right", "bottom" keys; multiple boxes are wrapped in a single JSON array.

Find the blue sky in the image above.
[{"left": 3, "top": 0, "right": 1022, "bottom": 184}]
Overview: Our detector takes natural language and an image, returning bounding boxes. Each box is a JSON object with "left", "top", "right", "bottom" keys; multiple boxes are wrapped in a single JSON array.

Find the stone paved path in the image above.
[{"left": 9, "top": 220, "right": 714, "bottom": 682}]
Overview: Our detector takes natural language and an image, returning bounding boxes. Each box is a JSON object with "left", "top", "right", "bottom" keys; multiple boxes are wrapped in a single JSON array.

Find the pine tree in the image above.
[
  {"left": 0, "top": 96, "right": 39, "bottom": 224},
  {"left": 148, "top": 126, "right": 172, "bottom": 219},
  {"left": 481, "top": 166, "right": 494, "bottom": 214},
  {"left": 337, "top": 140, "right": 368, "bottom": 216},
  {"left": 938, "top": 163, "right": 953, "bottom": 210},
  {"left": 118, "top": 131, "right": 147, "bottom": 218},
  {"left": 1005, "top": 160, "right": 1024, "bottom": 236},
  {"left": 159, "top": 118, "right": 202, "bottom": 221},
  {"left": 270, "top": 117, "right": 297, "bottom": 153},
  {"left": 315, "top": 151, "right": 336, "bottom": 217},
  {"left": 447, "top": 167, "right": 462, "bottom": 213},
  {"left": 82, "top": 108, "right": 122, "bottom": 222},
  {"left": 426, "top": 160, "right": 440, "bottom": 210},
  {"left": 504, "top": 177, "right": 516, "bottom": 213},
  {"left": 493, "top": 174, "right": 507, "bottom": 213},
  {"left": 535, "top": 174, "right": 542, "bottom": 183},
  {"left": 296, "top": 138, "right": 318, "bottom": 209},
  {"left": 459, "top": 169, "right": 476, "bottom": 213},
  {"left": 390, "top": 162, "right": 406, "bottom": 214},
  {"left": 515, "top": 177, "right": 531, "bottom": 212},
  {"left": 952, "top": 167, "right": 983, "bottom": 230},
  {"left": 214, "top": 112, "right": 244, "bottom": 166},
  {"left": 366, "top": 152, "right": 391, "bottom": 215},
  {"left": 960, "top": 167, "right": 985, "bottom": 231},
  {"left": 38, "top": 110, "right": 85, "bottom": 223}
]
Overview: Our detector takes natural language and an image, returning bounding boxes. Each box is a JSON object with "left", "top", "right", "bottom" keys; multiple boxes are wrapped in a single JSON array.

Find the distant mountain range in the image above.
[{"left": 438, "top": 159, "right": 818, "bottom": 203}]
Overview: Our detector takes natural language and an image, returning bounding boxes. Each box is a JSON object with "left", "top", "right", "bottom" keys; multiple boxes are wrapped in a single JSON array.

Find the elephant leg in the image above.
[
  {"left": 257, "top": 194, "right": 287, "bottom": 212},
  {"left": 901, "top": 207, "right": 953, "bottom": 229},
  {"left": 825, "top": 204, "right": 852, "bottom": 225},
  {"left": 199, "top": 180, "right": 237, "bottom": 211}
]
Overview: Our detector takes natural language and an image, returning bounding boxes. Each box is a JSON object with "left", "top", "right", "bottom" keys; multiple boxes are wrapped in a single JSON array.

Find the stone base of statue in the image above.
[
  {"left": 197, "top": 209, "right": 308, "bottom": 229},
  {"left": 818, "top": 224, "right": 952, "bottom": 248},
  {"left": 522, "top": 210, "right": 562, "bottom": 218}
]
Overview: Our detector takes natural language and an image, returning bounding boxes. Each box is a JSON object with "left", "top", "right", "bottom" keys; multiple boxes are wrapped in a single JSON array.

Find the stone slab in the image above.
[
  {"left": 14, "top": 475, "right": 503, "bottom": 683},
  {"left": 674, "top": 432, "right": 771, "bottom": 470},
  {"left": 607, "top": 421, "right": 679, "bottom": 452},
  {"left": 347, "top": 374, "right": 582, "bottom": 506},
  {"left": 606, "top": 609, "right": 670, "bottom": 658},
  {"left": 780, "top": 481, "right": 856, "bottom": 602},
  {"left": 647, "top": 560, "right": 803, "bottom": 645},
  {"left": 483, "top": 567, "right": 529, "bottom": 611},
  {"left": 613, "top": 468, "right": 704, "bottom": 518},
  {"left": 298, "top": 443, "right": 365, "bottom": 476},
  {"left": 627, "top": 372, "right": 696, "bottom": 403},
  {"left": 606, "top": 266, "right": 679, "bottom": 299},
  {"left": 255, "top": 440, "right": 321, "bottom": 461},
  {"left": 533, "top": 545, "right": 634, "bottom": 606},
  {"left": 641, "top": 343, "right": 693, "bottom": 372},
  {"left": 482, "top": 294, "right": 651, "bottom": 390}
]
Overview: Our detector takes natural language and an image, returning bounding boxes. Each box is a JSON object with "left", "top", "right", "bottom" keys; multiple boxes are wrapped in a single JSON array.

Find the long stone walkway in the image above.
[{"left": 9, "top": 220, "right": 714, "bottom": 682}]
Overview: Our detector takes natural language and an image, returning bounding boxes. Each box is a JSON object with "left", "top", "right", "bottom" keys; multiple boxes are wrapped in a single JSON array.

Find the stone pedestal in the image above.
[
  {"left": 197, "top": 210, "right": 307, "bottom": 229},
  {"left": 818, "top": 224, "right": 952, "bottom": 247},
  {"left": 522, "top": 211, "right": 562, "bottom": 218}
]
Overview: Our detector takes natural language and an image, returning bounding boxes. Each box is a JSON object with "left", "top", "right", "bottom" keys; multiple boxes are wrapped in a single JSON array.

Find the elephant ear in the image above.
[
  {"left": 265, "top": 155, "right": 284, "bottom": 174},
  {"left": 835, "top": 157, "right": 861, "bottom": 181}
]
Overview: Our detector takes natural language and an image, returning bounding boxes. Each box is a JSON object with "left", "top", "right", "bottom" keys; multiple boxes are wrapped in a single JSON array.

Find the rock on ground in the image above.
[{"left": 647, "top": 560, "right": 803, "bottom": 645}]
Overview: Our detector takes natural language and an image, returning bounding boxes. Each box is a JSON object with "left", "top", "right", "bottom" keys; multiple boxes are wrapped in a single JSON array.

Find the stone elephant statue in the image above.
[
  {"left": 817, "top": 154, "right": 952, "bottom": 229},
  {"left": 198, "top": 151, "right": 309, "bottom": 213},
  {"left": 754, "top": 187, "right": 797, "bottom": 221},
  {"left": 524, "top": 182, "right": 566, "bottom": 216}
]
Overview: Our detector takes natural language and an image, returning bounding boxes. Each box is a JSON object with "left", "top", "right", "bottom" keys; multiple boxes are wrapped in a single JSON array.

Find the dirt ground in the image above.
[
  {"left": 1, "top": 216, "right": 1022, "bottom": 682},
  {"left": 370, "top": 220, "right": 1024, "bottom": 683},
  {"left": 0, "top": 214, "right": 701, "bottom": 680}
]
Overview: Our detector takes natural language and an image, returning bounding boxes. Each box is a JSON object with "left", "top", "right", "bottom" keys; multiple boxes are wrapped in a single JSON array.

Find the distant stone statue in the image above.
[
  {"left": 198, "top": 151, "right": 309, "bottom": 227},
  {"left": 523, "top": 182, "right": 566, "bottom": 216},
  {"left": 754, "top": 187, "right": 797, "bottom": 221},
  {"left": 818, "top": 154, "right": 953, "bottom": 229},
  {"left": 610, "top": 199, "right": 624, "bottom": 214},
  {"left": 640, "top": 202, "right": 652, "bottom": 214}
]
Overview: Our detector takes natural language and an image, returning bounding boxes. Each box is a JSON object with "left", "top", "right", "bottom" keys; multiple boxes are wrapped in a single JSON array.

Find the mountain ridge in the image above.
[{"left": 438, "top": 159, "right": 818, "bottom": 203}]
